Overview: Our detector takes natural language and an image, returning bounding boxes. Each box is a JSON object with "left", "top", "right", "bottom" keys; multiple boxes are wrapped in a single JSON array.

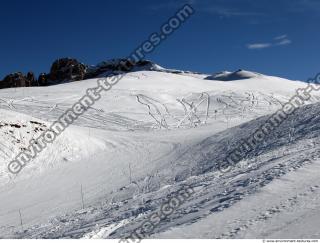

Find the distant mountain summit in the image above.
[{"left": 206, "top": 69, "right": 263, "bottom": 81}]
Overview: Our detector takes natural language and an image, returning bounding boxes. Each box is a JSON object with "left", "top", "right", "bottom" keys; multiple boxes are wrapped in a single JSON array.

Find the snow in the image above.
[
  {"left": 0, "top": 68, "right": 319, "bottom": 239},
  {"left": 155, "top": 157, "right": 320, "bottom": 239},
  {"left": 206, "top": 69, "right": 262, "bottom": 81}
]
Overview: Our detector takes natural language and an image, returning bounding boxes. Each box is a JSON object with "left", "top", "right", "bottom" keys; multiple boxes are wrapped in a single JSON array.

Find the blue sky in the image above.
[{"left": 1, "top": 0, "right": 319, "bottom": 80}]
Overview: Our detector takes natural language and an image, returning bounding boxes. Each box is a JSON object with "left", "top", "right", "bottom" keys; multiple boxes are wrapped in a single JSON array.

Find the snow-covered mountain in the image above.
[{"left": 0, "top": 62, "right": 319, "bottom": 239}]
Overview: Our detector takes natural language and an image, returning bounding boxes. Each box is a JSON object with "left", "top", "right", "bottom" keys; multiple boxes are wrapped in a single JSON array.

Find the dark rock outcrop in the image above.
[
  {"left": 0, "top": 58, "right": 160, "bottom": 90},
  {"left": 49, "top": 58, "right": 87, "bottom": 82},
  {"left": 38, "top": 73, "right": 49, "bottom": 86},
  {"left": 0, "top": 72, "right": 30, "bottom": 88},
  {"left": 26, "top": 72, "right": 37, "bottom": 86},
  {"left": 84, "top": 59, "right": 157, "bottom": 79},
  {"left": 0, "top": 71, "right": 41, "bottom": 88}
]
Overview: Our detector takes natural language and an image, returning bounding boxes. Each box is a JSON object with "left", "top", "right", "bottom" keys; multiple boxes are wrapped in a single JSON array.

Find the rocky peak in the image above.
[
  {"left": 0, "top": 58, "right": 163, "bottom": 90},
  {"left": 49, "top": 58, "right": 87, "bottom": 82}
]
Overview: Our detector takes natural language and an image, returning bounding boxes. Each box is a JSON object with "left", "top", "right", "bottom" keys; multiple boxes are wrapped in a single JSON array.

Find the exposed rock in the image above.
[
  {"left": 84, "top": 59, "right": 159, "bottom": 79},
  {"left": 0, "top": 79, "right": 5, "bottom": 89},
  {"left": 0, "top": 72, "right": 30, "bottom": 88},
  {"left": 0, "top": 58, "right": 163, "bottom": 90},
  {"left": 49, "top": 58, "right": 87, "bottom": 82},
  {"left": 38, "top": 73, "right": 49, "bottom": 86},
  {"left": 26, "top": 72, "right": 37, "bottom": 86}
]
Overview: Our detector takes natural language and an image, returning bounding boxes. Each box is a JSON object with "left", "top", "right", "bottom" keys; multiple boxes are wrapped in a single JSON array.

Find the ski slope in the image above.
[{"left": 0, "top": 68, "right": 319, "bottom": 238}]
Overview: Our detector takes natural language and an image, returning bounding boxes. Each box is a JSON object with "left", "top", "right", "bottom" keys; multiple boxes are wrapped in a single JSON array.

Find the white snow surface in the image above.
[{"left": 0, "top": 69, "right": 320, "bottom": 239}]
